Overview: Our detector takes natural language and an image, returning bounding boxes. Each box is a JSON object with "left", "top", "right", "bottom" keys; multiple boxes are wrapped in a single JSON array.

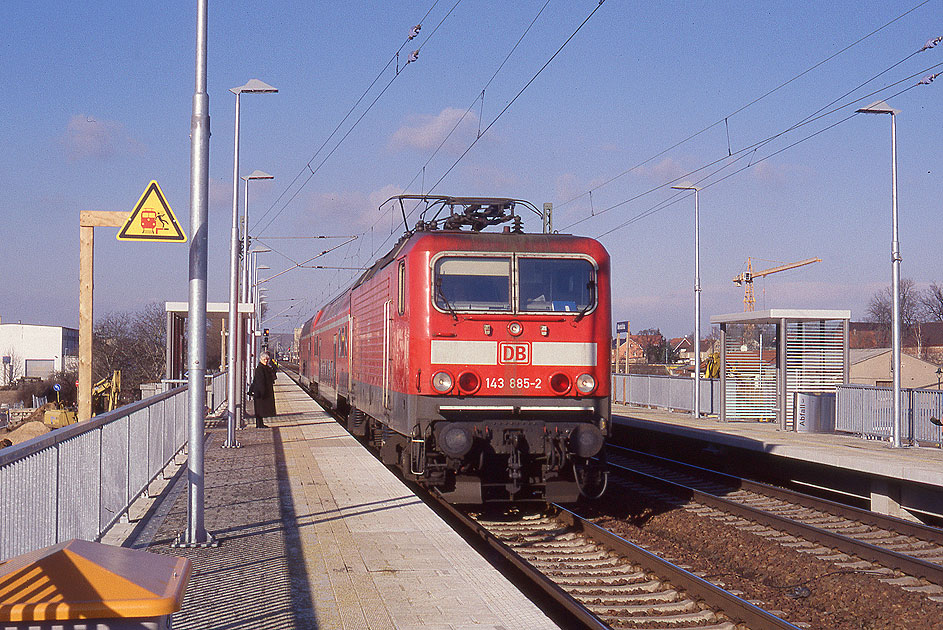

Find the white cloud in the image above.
[
  {"left": 635, "top": 157, "right": 686, "bottom": 183},
  {"left": 304, "top": 184, "right": 407, "bottom": 230},
  {"left": 389, "top": 108, "right": 478, "bottom": 153},
  {"left": 552, "top": 173, "right": 613, "bottom": 221},
  {"left": 751, "top": 160, "right": 788, "bottom": 184},
  {"left": 465, "top": 164, "right": 521, "bottom": 191},
  {"left": 63, "top": 115, "right": 144, "bottom": 161}
]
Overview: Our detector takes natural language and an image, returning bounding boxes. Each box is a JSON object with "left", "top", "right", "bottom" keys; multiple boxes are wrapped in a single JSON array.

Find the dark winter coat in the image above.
[{"left": 249, "top": 361, "right": 277, "bottom": 418}]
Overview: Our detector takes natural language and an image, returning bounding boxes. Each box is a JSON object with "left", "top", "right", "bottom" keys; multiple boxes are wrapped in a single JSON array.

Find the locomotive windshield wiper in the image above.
[
  {"left": 435, "top": 278, "right": 459, "bottom": 321},
  {"left": 573, "top": 280, "right": 596, "bottom": 323}
]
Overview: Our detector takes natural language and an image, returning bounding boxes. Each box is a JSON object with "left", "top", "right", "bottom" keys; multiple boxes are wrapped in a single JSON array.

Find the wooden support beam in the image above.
[
  {"left": 80, "top": 211, "right": 128, "bottom": 228},
  {"left": 78, "top": 211, "right": 129, "bottom": 422}
]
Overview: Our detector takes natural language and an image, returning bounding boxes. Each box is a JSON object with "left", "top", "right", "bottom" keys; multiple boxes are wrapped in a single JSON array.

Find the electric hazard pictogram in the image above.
[{"left": 117, "top": 181, "right": 187, "bottom": 242}]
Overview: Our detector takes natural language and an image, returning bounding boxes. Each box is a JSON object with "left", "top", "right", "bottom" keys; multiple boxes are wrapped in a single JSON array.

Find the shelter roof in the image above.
[{"left": 711, "top": 309, "right": 851, "bottom": 325}]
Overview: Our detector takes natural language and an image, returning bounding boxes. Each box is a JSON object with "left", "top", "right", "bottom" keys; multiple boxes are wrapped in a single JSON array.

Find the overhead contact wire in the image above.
[
  {"left": 554, "top": 0, "right": 931, "bottom": 213},
  {"left": 252, "top": 0, "right": 457, "bottom": 236},
  {"left": 594, "top": 73, "right": 939, "bottom": 240},
  {"left": 562, "top": 58, "right": 943, "bottom": 233},
  {"left": 366, "top": 0, "right": 554, "bottom": 255}
]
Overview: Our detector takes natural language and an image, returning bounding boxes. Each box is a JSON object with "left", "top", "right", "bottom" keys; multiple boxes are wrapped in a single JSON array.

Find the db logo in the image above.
[{"left": 499, "top": 342, "right": 530, "bottom": 364}]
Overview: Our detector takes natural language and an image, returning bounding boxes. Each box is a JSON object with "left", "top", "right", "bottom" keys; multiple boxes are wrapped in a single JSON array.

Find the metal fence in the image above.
[
  {"left": 611, "top": 373, "right": 721, "bottom": 415},
  {"left": 836, "top": 384, "right": 943, "bottom": 446},
  {"left": 0, "top": 371, "right": 226, "bottom": 561}
]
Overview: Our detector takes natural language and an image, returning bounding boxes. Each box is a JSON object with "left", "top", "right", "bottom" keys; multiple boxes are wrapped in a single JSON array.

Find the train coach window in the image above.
[
  {"left": 434, "top": 257, "right": 511, "bottom": 311},
  {"left": 398, "top": 260, "right": 406, "bottom": 315},
  {"left": 519, "top": 258, "right": 595, "bottom": 313}
]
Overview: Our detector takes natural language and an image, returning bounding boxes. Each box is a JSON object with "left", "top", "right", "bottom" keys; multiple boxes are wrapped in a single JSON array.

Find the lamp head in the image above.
[
  {"left": 230, "top": 79, "right": 278, "bottom": 95},
  {"left": 856, "top": 100, "right": 899, "bottom": 115},
  {"left": 242, "top": 169, "right": 275, "bottom": 182}
]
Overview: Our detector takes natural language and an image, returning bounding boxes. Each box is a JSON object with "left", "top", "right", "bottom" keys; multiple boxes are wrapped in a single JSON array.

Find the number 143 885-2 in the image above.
[{"left": 485, "top": 377, "right": 542, "bottom": 390}]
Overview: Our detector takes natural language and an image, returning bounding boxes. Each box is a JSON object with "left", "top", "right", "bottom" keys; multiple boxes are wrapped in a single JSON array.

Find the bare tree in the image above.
[
  {"left": 865, "top": 278, "right": 926, "bottom": 350},
  {"left": 1, "top": 349, "right": 24, "bottom": 386},
  {"left": 93, "top": 303, "right": 166, "bottom": 402},
  {"left": 921, "top": 282, "right": 943, "bottom": 322}
]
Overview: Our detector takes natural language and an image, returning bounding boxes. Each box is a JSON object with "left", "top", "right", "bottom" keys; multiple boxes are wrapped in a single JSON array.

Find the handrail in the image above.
[
  {"left": 0, "top": 371, "right": 226, "bottom": 561},
  {"left": 0, "top": 385, "right": 185, "bottom": 468}
]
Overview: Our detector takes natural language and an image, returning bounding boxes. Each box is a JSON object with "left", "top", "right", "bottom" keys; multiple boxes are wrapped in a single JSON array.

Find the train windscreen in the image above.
[
  {"left": 434, "top": 257, "right": 511, "bottom": 311},
  {"left": 519, "top": 258, "right": 595, "bottom": 313}
]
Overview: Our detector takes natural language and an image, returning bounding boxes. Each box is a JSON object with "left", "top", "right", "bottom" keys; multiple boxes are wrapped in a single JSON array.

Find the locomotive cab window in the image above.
[
  {"left": 519, "top": 257, "right": 595, "bottom": 313},
  {"left": 434, "top": 257, "right": 511, "bottom": 312}
]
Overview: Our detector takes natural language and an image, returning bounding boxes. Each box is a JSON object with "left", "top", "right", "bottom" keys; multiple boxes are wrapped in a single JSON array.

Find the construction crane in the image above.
[{"left": 733, "top": 257, "right": 821, "bottom": 311}]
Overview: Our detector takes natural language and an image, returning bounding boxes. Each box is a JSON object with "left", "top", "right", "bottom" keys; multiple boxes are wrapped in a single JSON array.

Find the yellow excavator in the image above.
[
  {"left": 91, "top": 370, "right": 121, "bottom": 416},
  {"left": 43, "top": 370, "right": 121, "bottom": 428}
]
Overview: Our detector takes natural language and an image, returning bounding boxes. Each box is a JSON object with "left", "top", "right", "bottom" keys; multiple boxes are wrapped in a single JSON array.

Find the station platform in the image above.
[
  {"left": 612, "top": 404, "right": 943, "bottom": 521},
  {"left": 103, "top": 373, "right": 559, "bottom": 630}
]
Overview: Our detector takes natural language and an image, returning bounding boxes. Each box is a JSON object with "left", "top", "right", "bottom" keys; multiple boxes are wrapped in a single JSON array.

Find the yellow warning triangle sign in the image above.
[{"left": 117, "top": 181, "right": 187, "bottom": 242}]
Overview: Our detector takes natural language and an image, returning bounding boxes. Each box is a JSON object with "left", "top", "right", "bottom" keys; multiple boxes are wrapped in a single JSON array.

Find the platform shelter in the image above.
[
  {"left": 710, "top": 309, "right": 851, "bottom": 429},
  {"left": 164, "top": 301, "right": 253, "bottom": 380}
]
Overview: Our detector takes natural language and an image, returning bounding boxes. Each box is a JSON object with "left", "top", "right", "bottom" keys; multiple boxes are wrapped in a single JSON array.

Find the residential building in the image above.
[{"left": 850, "top": 348, "right": 942, "bottom": 389}]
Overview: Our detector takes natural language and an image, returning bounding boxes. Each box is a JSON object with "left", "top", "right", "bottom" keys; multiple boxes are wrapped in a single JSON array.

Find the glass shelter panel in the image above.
[
  {"left": 723, "top": 323, "right": 777, "bottom": 421},
  {"left": 785, "top": 320, "right": 845, "bottom": 427}
]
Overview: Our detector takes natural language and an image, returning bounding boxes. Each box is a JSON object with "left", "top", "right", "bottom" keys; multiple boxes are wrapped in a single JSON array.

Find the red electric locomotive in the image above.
[{"left": 299, "top": 196, "right": 610, "bottom": 503}]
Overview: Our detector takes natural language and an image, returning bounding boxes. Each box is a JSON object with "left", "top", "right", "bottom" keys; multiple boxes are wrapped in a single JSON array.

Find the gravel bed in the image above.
[{"left": 583, "top": 489, "right": 943, "bottom": 629}]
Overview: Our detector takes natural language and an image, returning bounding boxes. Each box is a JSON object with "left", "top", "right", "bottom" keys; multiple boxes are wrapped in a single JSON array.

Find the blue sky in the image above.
[{"left": 2, "top": 1, "right": 940, "bottom": 337}]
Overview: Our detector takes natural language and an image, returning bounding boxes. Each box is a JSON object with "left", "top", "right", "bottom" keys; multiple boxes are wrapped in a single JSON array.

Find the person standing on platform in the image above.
[{"left": 248, "top": 352, "right": 277, "bottom": 428}]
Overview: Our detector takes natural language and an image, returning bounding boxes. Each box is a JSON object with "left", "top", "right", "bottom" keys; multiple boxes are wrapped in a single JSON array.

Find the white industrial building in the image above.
[{"left": 0, "top": 320, "right": 79, "bottom": 385}]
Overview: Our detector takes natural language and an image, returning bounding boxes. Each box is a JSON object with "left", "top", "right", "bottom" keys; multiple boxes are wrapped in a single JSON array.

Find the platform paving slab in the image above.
[
  {"left": 612, "top": 404, "right": 943, "bottom": 490},
  {"left": 108, "top": 374, "right": 558, "bottom": 630}
]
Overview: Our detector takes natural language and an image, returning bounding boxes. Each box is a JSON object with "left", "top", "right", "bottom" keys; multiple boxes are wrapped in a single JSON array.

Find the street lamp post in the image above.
[
  {"left": 225, "top": 80, "right": 277, "bottom": 449},
  {"left": 671, "top": 183, "right": 702, "bottom": 419},
  {"left": 251, "top": 263, "right": 271, "bottom": 377},
  {"left": 180, "top": 0, "right": 211, "bottom": 546},
  {"left": 241, "top": 171, "right": 274, "bottom": 307},
  {"left": 246, "top": 256, "right": 272, "bottom": 382},
  {"left": 856, "top": 100, "right": 903, "bottom": 448},
  {"left": 241, "top": 173, "right": 273, "bottom": 405},
  {"left": 245, "top": 252, "right": 270, "bottom": 389}
]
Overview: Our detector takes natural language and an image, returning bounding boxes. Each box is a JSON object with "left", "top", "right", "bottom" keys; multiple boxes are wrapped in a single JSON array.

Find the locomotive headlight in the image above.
[
  {"left": 575, "top": 373, "right": 596, "bottom": 394},
  {"left": 432, "top": 371, "right": 454, "bottom": 393},
  {"left": 507, "top": 321, "right": 523, "bottom": 336}
]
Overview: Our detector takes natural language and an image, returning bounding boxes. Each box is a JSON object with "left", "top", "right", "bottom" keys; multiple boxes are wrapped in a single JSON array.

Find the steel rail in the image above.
[
  {"left": 286, "top": 368, "right": 799, "bottom": 628},
  {"left": 608, "top": 444, "right": 943, "bottom": 545},
  {"left": 553, "top": 505, "right": 802, "bottom": 630},
  {"left": 433, "top": 497, "right": 610, "bottom": 630},
  {"left": 435, "top": 496, "right": 800, "bottom": 630},
  {"left": 606, "top": 447, "right": 943, "bottom": 585}
]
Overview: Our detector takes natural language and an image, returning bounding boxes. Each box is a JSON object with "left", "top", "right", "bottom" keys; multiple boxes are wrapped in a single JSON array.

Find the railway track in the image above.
[
  {"left": 435, "top": 499, "right": 802, "bottom": 630},
  {"left": 605, "top": 444, "right": 943, "bottom": 600},
  {"left": 285, "top": 368, "right": 801, "bottom": 628}
]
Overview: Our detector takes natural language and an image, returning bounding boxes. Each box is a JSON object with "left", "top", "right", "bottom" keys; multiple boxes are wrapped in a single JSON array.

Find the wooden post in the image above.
[{"left": 78, "top": 211, "right": 129, "bottom": 421}]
